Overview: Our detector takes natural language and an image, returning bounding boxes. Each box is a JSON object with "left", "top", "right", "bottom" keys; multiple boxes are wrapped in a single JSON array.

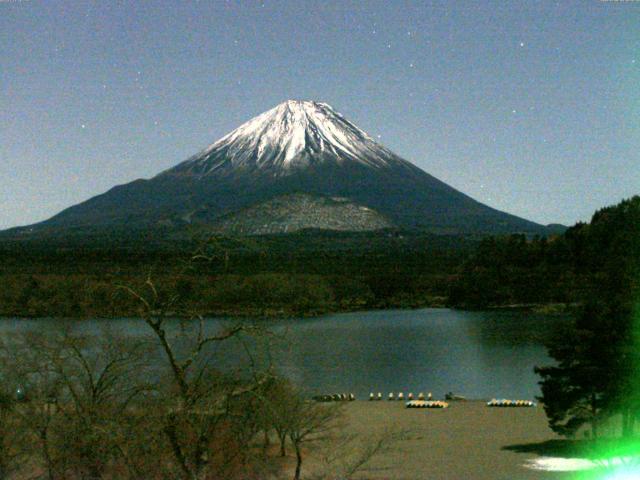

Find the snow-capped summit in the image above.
[{"left": 165, "top": 100, "right": 410, "bottom": 177}]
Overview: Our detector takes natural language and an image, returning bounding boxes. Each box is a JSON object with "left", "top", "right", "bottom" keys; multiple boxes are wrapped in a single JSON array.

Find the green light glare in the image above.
[
  {"left": 571, "top": 288, "right": 640, "bottom": 480},
  {"left": 596, "top": 298, "right": 640, "bottom": 479},
  {"left": 601, "top": 465, "right": 640, "bottom": 480},
  {"left": 567, "top": 460, "right": 640, "bottom": 480}
]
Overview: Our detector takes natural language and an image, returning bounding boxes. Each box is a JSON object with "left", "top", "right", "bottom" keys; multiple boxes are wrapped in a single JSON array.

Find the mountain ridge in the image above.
[{"left": 5, "top": 100, "right": 549, "bottom": 237}]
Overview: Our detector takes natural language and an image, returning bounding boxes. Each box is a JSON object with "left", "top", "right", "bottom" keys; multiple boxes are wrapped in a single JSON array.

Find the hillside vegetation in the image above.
[
  {"left": 0, "top": 230, "right": 474, "bottom": 318},
  {"left": 449, "top": 196, "right": 640, "bottom": 310}
]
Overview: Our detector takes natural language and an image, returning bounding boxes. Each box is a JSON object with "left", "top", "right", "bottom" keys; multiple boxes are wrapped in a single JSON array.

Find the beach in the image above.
[{"left": 327, "top": 400, "right": 575, "bottom": 480}]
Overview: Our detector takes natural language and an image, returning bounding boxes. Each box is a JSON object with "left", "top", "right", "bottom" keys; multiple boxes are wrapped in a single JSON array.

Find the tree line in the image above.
[
  {"left": 448, "top": 231, "right": 587, "bottom": 309},
  {"left": 0, "top": 271, "right": 453, "bottom": 319},
  {"left": 0, "top": 230, "right": 468, "bottom": 319}
]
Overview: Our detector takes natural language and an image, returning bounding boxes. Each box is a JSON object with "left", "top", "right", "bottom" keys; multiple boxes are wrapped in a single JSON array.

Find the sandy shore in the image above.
[{"left": 327, "top": 400, "right": 575, "bottom": 480}]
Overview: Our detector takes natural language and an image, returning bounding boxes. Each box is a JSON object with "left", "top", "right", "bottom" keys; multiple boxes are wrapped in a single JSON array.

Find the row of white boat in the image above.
[
  {"left": 405, "top": 400, "right": 449, "bottom": 409},
  {"left": 487, "top": 399, "right": 536, "bottom": 407},
  {"left": 311, "top": 394, "right": 537, "bottom": 408},
  {"left": 369, "top": 392, "right": 433, "bottom": 401},
  {"left": 404, "top": 398, "right": 536, "bottom": 409}
]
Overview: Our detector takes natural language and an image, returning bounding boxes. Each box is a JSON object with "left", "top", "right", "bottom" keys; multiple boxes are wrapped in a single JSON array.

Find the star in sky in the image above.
[{"left": 2, "top": 0, "right": 637, "bottom": 230}]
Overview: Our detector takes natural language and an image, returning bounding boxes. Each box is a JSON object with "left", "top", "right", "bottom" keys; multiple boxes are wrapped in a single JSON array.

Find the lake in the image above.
[{"left": 0, "top": 308, "right": 567, "bottom": 400}]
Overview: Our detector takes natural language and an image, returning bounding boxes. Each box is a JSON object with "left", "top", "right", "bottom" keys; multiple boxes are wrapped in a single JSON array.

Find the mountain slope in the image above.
[
  {"left": 207, "top": 193, "right": 393, "bottom": 235},
  {"left": 13, "top": 100, "right": 546, "bottom": 236}
]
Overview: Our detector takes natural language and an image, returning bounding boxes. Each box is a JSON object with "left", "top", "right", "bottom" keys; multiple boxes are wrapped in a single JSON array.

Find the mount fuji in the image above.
[{"left": 14, "top": 100, "right": 546, "bottom": 236}]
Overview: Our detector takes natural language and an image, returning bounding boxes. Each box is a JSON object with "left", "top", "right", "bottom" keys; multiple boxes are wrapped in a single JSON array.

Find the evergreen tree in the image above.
[
  {"left": 535, "top": 301, "right": 630, "bottom": 438},
  {"left": 535, "top": 196, "right": 640, "bottom": 438}
]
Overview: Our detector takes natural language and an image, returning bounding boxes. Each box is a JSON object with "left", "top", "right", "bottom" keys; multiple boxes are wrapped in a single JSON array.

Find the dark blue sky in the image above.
[{"left": 2, "top": 0, "right": 639, "bottom": 229}]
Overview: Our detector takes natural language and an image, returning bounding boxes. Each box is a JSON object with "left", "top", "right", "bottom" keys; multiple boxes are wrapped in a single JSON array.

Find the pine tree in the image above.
[{"left": 535, "top": 196, "right": 640, "bottom": 439}]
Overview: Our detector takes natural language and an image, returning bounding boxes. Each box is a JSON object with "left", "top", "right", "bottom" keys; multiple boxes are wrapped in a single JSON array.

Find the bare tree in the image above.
[
  {"left": 0, "top": 389, "right": 23, "bottom": 480},
  {"left": 255, "top": 377, "right": 296, "bottom": 458},
  {"left": 284, "top": 396, "right": 343, "bottom": 480},
  {"left": 120, "top": 275, "right": 276, "bottom": 480},
  {"left": 310, "top": 428, "right": 409, "bottom": 480},
  {"left": 52, "top": 330, "right": 152, "bottom": 479},
  {"left": 0, "top": 327, "right": 153, "bottom": 480}
]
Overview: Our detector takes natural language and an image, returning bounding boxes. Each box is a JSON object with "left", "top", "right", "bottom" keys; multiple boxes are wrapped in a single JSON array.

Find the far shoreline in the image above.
[
  {"left": 0, "top": 303, "right": 575, "bottom": 321},
  {"left": 0, "top": 302, "right": 576, "bottom": 322}
]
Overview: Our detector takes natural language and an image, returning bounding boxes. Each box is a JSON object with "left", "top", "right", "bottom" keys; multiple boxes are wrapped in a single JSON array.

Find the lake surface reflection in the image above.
[{"left": 0, "top": 308, "right": 567, "bottom": 400}]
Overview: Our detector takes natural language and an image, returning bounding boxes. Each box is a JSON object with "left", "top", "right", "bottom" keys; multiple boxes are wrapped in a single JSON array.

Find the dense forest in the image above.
[
  {"left": 0, "top": 230, "right": 476, "bottom": 318},
  {"left": 449, "top": 196, "right": 640, "bottom": 310},
  {"left": 532, "top": 196, "right": 640, "bottom": 441}
]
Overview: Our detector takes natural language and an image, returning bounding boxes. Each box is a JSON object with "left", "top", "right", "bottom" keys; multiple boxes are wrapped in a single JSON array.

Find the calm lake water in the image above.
[{"left": 0, "top": 308, "right": 567, "bottom": 400}]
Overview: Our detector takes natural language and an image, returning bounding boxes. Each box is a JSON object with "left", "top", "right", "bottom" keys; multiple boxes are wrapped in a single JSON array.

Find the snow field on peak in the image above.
[{"left": 183, "top": 100, "right": 399, "bottom": 173}]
